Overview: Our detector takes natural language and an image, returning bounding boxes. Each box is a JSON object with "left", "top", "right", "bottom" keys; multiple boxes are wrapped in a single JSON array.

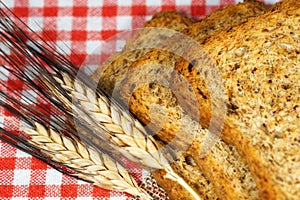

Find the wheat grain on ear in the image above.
[
  {"left": 0, "top": 8, "right": 201, "bottom": 199},
  {"left": 48, "top": 72, "right": 202, "bottom": 200},
  {"left": 0, "top": 90, "right": 154, "bottom": 200},
  {"left": 23, "top": 121, "right": 152, "bottom": 199},
  {"left": 0, "top": 92, "right": 152, "bottom": 199}
]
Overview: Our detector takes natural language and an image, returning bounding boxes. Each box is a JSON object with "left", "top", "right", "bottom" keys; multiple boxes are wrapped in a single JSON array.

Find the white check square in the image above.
[
  {"left": 21, "top": 90, "right": 37, "bottom": 105},
  {"left": 56, "top": 41, "right": 72, "bottom": 54},
  {"left": 16, "top": 149, "right": 31, "bottom": 158},
  {"left": 175, "top": 0, "right": 192, "bottom": 5},
  {"left": 116, "top": 16, "right": 132, "bottom": 30},
  {"left": 58, "top": 0, "right": 73, "bottom": 7},
  {"left": 87, "top": 0, "right": 103, "bottom": 7},
  {"left": 13, "top": 170, "right": 31, "bottom": 185},
  {"left": 44, "top": 198, "right": 60, "bottom": 200},
  {"left": 0, "top": 66, "right": 9, "bottom": 81},
  {"left": 86, "top": 41, "right": 101, "bottom": 54},
  {"left": 146, "top": 0, "right": 162, "bottom": 6},
  {"left": 116, "top": 40, "right": 126, "bottom": 51},
  {"left": 87, "top": 17, "right": 102, "bottom": 31},
  {"left": 206, "top": 0, "right": 220, "bottom": 6},
  {"left": 109, "top": 196, "right": 127, "bottom": 200},
  {"left": 28, "top": 17, "right": 44, "bottom": 31},
  {"left": 57, "top": 17, "right": 73, "bottom": 31},
  {"left": 117, "top": 0, "right": 132, "bottom": 6},
  {"left": 1, "top": 0, "right": 15, "bottom": 7},
  {"left": 46, "top": 169, "right": 63, "bottom": 185},
  {"left": 29, "top": 0, "right": 44, "bottom": 7}
]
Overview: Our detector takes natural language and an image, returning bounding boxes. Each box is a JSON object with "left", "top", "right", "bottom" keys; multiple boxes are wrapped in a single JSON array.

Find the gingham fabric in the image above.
[{"left": 0, "top": 0, "right": 280, "bottom": 199}]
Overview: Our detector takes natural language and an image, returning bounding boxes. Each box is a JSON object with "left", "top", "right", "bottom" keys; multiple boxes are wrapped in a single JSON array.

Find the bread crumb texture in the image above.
[
  {"left": 175, "top": 0, "right": 300, "bottom": 198},
  {"left": 119, "top": 1, "right": 268, "bottom": 199}
]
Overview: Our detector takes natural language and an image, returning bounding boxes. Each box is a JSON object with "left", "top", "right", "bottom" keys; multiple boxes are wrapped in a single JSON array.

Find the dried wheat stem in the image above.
[
  {"left": 52, "top": 72, "right": 201, "bottom": 200},
  {"left": 24, "top": 122, "right": 152, "bottom": 199}
]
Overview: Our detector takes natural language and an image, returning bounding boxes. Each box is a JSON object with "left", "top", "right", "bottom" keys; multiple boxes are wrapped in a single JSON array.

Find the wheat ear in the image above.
[
  {"left": 50, "top": 72, "right": 202, "bottom": 200},
  {"left": 0, "top": 9, "right": 198, "bottom": 199},
  {"left": 24, "top": 122, "right": 152, "bottom": 199}
]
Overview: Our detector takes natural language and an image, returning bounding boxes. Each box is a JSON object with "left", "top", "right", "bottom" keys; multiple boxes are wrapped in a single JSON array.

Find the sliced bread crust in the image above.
[
  {"left": 174, "top": 0, "right": 300, "bottom": 198},
  {"left": 119, "top": 1, "right": 267, "bottom": 199}
]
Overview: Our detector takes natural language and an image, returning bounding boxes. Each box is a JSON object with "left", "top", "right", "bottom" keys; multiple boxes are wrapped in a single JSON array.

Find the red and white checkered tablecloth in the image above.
[{"left": 0, "top": 0, "right": 279, "bottom": 199}]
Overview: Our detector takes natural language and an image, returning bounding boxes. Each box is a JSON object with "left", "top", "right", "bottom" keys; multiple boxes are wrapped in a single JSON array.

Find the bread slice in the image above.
[
  {"left": 119, "top": 1, "right": 267, "bottom": 199},
  {"left": 90, "top": 11, "right": 219, "bottom": 199},
  {"left": 90, "top": 11, "right": 195, "bottom": 96},
  {"left": 121, "top": 82, "right": 259, "bottom": 200},
  {"left": 173, "top": 0, "right": 300, "bottom": 198}
]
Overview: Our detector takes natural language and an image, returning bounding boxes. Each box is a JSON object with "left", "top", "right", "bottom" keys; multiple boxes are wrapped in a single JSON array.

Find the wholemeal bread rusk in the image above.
[
  {"left": 90, "top": 10, "right": 195, "bottom": 96},
  {"left": 173, "top": 0, "right": 300, "bottom": 198},
  {"left": 119, "top": 1, "right": 267, "bottom": 199}
]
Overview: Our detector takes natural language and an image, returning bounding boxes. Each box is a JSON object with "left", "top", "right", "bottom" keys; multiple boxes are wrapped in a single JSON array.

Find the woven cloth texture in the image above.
[{"left": 0, "top": 0, "right": 279, "bottom": 199}]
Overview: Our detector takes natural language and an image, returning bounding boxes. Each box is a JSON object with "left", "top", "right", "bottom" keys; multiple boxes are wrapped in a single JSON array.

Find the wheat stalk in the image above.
[
  {"left": 0, "top": 9, "right": 200, "bottom": 199},
  {"left": 24, "top": 121, "right": 152, "bottom": 199},
  {"left": 49, "top": 72, "right": 202, "bottom": 200}
]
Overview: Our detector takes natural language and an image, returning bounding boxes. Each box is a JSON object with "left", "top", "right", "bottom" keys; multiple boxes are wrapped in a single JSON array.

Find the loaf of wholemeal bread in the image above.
[
  {"left": 91, "top": 10, "right": 195, "bottom": 96},
  {"left": 173, "top": 0, "right": 300, "bottom": 199},
  {"left": 119, "top": 1, "right": 267, "bottom": 199}
]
